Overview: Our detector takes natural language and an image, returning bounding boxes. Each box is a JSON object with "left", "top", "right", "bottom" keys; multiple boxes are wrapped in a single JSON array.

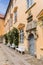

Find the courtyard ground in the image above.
[{"left": 0, "top": 43, "right": 43, "bottom": 65}]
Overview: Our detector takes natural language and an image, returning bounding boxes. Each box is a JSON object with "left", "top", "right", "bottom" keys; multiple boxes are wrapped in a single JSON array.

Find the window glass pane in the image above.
[
  {"left": 20, "top": 30, "right": 24, "bottom": 43},
  {"left": 27, "top": 0, "right": 33, "bottom": 8},
  {"left": 27, "top": 0, "right": 29, "bottom": 8},
  {"left": 14, "top": 10, "right": 17, "bottom": 23}
]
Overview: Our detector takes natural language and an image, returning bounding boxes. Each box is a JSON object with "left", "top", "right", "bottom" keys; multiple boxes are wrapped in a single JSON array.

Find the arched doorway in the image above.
[{"left": 28, "top": 33, "right": 35, "bottom": 56}]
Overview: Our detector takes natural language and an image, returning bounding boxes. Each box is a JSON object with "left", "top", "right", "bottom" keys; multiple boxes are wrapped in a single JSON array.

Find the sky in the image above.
[{"left": 0, "top": 0, "right": 10, "bottom": 15}]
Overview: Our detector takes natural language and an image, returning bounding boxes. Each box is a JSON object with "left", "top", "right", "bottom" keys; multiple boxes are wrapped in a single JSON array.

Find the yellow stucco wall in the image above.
[
  {"left": 5, "top": 0, "right": 28, "bottom": 50},
  {"left": 36, "top": 25, "right": 43, "bottom": 59},
  {"left": 4, "top": 0, "right": 43, "bottom": 59},
  {"left": 31, "top": 0, "right": 43, "bottom": 20},
  {"left": 12, "top": 0, "right": 28, "bottom": 50},
  {"left": 26, "top": 0, "right": 43, "bottom": 59},
  {"left": 0, "top": 19, "right": 5, "bottom": 36}
]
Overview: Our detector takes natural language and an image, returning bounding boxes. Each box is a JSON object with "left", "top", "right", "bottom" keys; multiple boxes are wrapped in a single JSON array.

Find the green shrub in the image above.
[
  {"left": 4, "top": 27, "right": 19, "bottom": 47},
  {"left": 4, "top": 34, "right": 8, "bottom": 45},
  {"left": 11, "top": 27, "right": 19, "bottom": 47},
  {"left": 7, "top": 31, "right": 13, "bottom": 45}
]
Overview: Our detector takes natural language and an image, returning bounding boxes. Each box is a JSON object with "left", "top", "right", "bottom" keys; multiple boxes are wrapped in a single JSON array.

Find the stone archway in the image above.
[{"left": 28, "top": 33, "right": 36, "bottom": 56}]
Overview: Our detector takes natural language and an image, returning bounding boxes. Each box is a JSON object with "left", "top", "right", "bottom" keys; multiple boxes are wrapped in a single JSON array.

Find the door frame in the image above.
[{"left": 28, "top": 33, "right": 36, "bottom": 55}]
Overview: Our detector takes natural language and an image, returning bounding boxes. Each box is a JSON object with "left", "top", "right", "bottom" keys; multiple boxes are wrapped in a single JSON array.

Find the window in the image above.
[
  {"left": 27, "top": 0, "right": 33, "bottom": 8},
  {"left": 10, "top": 0, "right": 13, "bottom": 8},
  {"left": 41, "top": 19, "right": 43, "bottom": 25},
  {"left": 11, "top": 3, "right": 13, "bottom": 8},
  {"left": 20, "top": 30, "right": 24, "bottom": 43},
  {"left": 9, "top": 16, "right": 13, "bottom": 27},
  {"left": 14, "top": 10, "right": 17, "bottom": 23}
]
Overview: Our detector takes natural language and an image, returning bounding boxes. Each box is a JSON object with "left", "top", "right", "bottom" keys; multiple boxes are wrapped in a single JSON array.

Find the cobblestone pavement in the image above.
[{"left": 0, "top": 43, "right": 43, "bottom": 65}]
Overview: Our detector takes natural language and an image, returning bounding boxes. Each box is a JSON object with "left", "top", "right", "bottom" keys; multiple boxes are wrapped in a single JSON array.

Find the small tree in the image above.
[
  {"left": 4, "top": 34, "right": 8, "bottom": 45},
  {"left": 4, "top": 27, "right": 19, "bottom": 47},
  {"left": 12, "top": 27, "right": 19, "bottom": 47},
  {"left": 7, "top": 31, "right": 13, "bottom": 45}
]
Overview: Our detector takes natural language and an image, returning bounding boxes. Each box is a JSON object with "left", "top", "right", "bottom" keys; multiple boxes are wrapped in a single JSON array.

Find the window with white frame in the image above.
[
  {"left": 14, "top": 10, "right": 17, "bottom": 23},
  {"left": 20, "top": 30, "right": 24, "bottom": 43},
  {"left": 27, "top": 0, "right": 33, "bottom": 8}
]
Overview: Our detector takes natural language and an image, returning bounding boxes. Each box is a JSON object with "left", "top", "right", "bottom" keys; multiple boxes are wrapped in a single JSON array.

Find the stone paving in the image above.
[
  {"left": 0, "top": 43, "right": 43, "bottom": 65},
  {"left": 0, "top": 46, "right": 10, "bottom": 65}
]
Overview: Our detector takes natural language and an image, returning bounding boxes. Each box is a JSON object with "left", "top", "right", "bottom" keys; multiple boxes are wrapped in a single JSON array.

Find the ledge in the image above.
[
  {"left": 25, "top": 3, "right": 36, "bottom": 13},
  {"left": 41, "top": 48, "right": 43, "bottom": 50},
  {"left": 27, "top": 15, "right": 33, "bottom": 20}
]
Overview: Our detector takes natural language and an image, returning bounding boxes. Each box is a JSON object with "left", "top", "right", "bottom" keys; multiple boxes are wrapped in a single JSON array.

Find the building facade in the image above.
[
  {"left": 4, "top": 0, "right": 28, "bottom": 51},
  {"left": 4, "top": 0, "right": 43, "bottom": 59},
  {"left": 0, "top": 14, "right": 5, "bottom": 43},
  {"left": 26, "top": 0, "right": 43, "bottom": 59}
]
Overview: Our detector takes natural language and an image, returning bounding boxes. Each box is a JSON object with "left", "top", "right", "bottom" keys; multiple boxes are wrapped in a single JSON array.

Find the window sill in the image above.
[{"left": 25, "top": 2, "right": 36, "bottom": 13}]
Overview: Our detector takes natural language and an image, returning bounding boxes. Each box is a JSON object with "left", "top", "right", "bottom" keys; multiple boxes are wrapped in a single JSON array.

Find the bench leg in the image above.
[{"left": 22, "top": 52, "right": 25, "bottom": 54}]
